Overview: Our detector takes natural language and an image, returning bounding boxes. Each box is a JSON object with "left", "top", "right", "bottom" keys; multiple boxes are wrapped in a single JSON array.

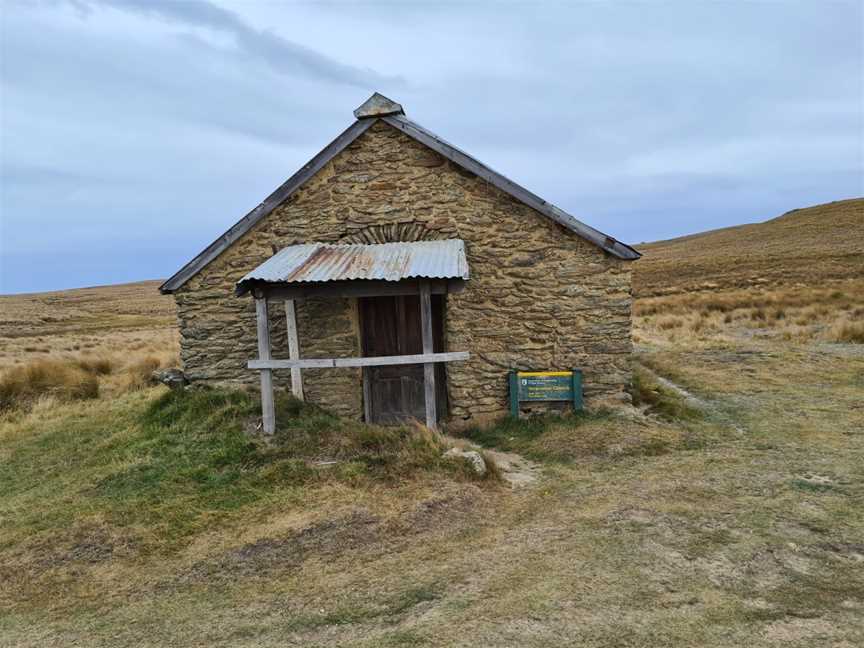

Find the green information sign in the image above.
[{"left": 509, "top": 369, "right": 583, "bottom": 417}]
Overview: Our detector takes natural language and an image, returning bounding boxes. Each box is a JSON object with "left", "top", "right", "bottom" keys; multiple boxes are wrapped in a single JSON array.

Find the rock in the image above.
[
  {"left": 443, "top": 447, "right": 487, "bottom": 476},
  {"left": 481, "top": 448, "right": 539, "bottom": 488},
  {"left": 152, "top": 368, "right": 188, "bottom": 390}
]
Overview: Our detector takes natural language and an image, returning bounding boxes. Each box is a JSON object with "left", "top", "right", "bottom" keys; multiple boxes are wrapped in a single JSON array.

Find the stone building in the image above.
[{"left": 160, "top": 94, "right": 640, "bottom": 430}]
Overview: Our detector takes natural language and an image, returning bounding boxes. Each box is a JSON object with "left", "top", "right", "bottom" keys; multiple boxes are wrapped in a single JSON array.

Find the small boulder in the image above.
[
  {"left": 151, "top": 368, "right": 188, "bottom": 390},
  {"left": 443, "top": 447, "right": 487, "bottom": 477}
]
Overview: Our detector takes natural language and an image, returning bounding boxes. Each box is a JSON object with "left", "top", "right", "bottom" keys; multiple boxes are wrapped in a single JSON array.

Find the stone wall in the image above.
[{"left": 173, "top": 121, "right": 634, "bottom": 423}]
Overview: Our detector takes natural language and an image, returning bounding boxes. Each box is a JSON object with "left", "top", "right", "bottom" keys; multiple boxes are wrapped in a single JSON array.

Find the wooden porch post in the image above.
[
  {"left": 255, "top": 296, "right": 276, "bottom": 434},
  {"left": 284, "top": 299, "right": 304, "bottom": 400},
  {"left": 419, "top": 280, "right": 437, "bottom": 429}
]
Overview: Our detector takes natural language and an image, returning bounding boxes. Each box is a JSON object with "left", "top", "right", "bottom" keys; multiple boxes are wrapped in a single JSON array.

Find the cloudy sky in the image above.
[{"left": 1, "top": 0, "right": 862, "bottom": 293}]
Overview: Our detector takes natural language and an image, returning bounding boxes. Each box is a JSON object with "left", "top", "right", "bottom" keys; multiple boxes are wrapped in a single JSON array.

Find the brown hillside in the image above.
[
  {"left": 0, "top": 280, "right": 175, "bottom": 369},
  {"left": 0, "top": 280, "right": 172, "bottom": 339},
  {"left": 634, "top": 198, "right": 864, "bottom": 297}
]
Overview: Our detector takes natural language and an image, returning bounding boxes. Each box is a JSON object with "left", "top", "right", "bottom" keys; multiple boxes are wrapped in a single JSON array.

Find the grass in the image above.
[
  {"left": 458, "top": 404, "right": 694, "bottom": 463},
  {"left": 631, "top": 363, "right": 704, "bottom": 422},
  {"left": 634, "top": 281, "right": 864, "bottom": 347},
  {"left": 0, "top": 279, "right": 177, "bottom": 372},
  {"left": 0, "top": 358, "right": 99, "bottom": 410},
  {"left": 0, "top": 387, "right": 490, "bottom": 556},
  {"left": 282, "top": 584, "right": 442, "bottom": 633},
  {"left": 0, "top": 354, "right": 173, "bottom": 412},
  {"left": 2, "top": 202, "right": 864, "bottom": 646},
  {"left": 459, "top": 413, "right": 585, "bottom": 458},
  {"left": 2, "top": 343, "right": 862, "bottom": 646},
  {"left": 633, "top": 198, "right": 864, "bottom": 351},
  {"left": 790, "top": 479, "right": 837, "bottom": 494},
  {"left": 829, "top": 318, "right": 864, "bottom": 344},
  {"left": 635, "top": 198, "right": 864, "bottom": 296}
]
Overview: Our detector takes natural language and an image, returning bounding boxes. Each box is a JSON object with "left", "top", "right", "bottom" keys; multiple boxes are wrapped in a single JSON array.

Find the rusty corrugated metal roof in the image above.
[{"left": 236, "top": 239, "right": 468, "bottom": 293}]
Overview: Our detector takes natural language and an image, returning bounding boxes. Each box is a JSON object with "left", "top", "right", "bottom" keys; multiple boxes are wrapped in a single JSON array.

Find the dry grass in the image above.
[
  {"left": 828, "top": 317, "right": 864, "bottom": 344},
  {"left": 115, "top": 355, "right": 165, "bottom": 392},
  {"left": 0, "top": 280, "right": 177, "bottom": 371},
  {"left": 635, "top": 280, "right": 864, "bottom": 347},
  {"left": 3, "top": 338, "right": 861, "bottom": 647},
  {"left": 630, "top": 364, "right": 704, "bottom": 422},
  {"left": 459, "top": 407, "right": 693, "bottom": 463},
  {"left": 0, "top": 353, "right": 177, "bottom": 414},
  {"left": 2, "top": 204, "right": 864, "bottom": 646},
  {"left": 0, "top": 358, "right": 99, "bottom": 410},
  {"left": 634, "top": 198, "right": 863, "bottom": 297},
  {"left": 0, "top": 280, "right": 178, "bottom": 412}
]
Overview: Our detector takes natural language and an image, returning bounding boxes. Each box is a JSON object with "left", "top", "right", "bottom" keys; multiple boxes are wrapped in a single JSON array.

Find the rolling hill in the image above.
[
  {"left": 634, "top": 198, "right": 864, "bottom": 297},
  {"left": 1, "top": 200, "right": 863, "bottom": 646}
]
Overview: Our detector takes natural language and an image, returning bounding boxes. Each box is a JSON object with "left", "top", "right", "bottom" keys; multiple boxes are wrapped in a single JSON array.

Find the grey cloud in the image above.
[
  {"left": 68, "top": 0, "right": 401, "bottom": 88},
  {"left": 1, "top": 1, "right": 861, "bottom": 293}
]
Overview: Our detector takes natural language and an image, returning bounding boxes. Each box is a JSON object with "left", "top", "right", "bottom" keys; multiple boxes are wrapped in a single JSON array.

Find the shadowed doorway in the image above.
[{"left": 359, "top": 294, "right": 447, "bottom": 424}]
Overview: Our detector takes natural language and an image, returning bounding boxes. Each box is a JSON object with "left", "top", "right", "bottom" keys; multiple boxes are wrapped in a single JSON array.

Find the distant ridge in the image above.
[{"left": 634, "top": 198, "right": 864, "bottom": 297}]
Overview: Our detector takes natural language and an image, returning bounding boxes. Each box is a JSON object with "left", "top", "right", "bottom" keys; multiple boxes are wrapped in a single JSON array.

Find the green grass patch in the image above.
[
  {"left": 459, "top": 412, "right": 594, "bottom": 462},
  {"left": 458, "top": 408, "right": 688, "bottom": 463},
  {"left": 790, "top": 479, "right": 837, "bottom": 494},
  {"left": 0, "top": 387, "right": 488, "bottom": 553},
  {"left": 631, "top": 364, "right": 705, "bottom": 422}
]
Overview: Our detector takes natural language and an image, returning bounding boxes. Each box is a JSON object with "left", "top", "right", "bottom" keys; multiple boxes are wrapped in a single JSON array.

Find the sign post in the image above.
[{"left": 509, "top": 369, "right": 583, "bottom": 418}]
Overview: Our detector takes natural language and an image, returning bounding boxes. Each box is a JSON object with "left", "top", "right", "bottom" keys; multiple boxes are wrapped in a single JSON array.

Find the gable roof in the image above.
[{"left": 160, "top": 93, "right": 639, "bottom": 294}]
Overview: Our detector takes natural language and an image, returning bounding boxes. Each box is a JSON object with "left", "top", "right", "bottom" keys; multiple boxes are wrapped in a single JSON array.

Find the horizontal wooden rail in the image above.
[
  {"left": 248, "top": 351, "right": 469, "bottom": 370},
  {"left": 250, "top": 358, "right": 334, "bottom": 369}
]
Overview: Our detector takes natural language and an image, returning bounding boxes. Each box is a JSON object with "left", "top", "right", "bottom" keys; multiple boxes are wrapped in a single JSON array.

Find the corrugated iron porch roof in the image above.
[{"left": 236, "top": 239, "right": 469, "bottom": 295}]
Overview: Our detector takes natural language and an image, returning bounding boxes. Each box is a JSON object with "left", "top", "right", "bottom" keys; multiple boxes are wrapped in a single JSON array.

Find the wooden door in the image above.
[{"left": 359, "top": 295, "right": 446, "bottom": 424}]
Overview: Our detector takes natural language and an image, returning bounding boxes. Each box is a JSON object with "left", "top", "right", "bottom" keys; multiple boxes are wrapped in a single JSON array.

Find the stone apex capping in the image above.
[{"left": 353, "top": 92, "right": 405, "bottom": 119}]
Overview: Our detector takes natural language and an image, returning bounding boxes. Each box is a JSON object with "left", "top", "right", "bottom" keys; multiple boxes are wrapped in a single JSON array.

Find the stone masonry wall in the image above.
[{"left": 173, "top": 121, "right": 633, "bottom": 423}]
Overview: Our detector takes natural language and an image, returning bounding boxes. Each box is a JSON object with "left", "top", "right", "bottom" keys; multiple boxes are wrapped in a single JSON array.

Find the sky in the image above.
[{"left": 1, "top": 0, "right": 862, "bottom": 294}]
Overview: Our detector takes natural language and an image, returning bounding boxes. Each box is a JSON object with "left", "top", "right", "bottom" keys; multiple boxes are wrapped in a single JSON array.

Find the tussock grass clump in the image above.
[
  {"left": 0, "top": 359, "right": 99, "bottom": 410},
  {"left": 73, "top": 356, "right": 114, "bottom": 375},
  {"left": 117, "top": 356, "right": 162, "bottom": 391},
  {"left": 828, "top": 319, "right": 864, "bottom": 344},
  {"left": 749, "top": 307, "right": 767, "bottom": 322},
  {"left": 0, "top": 353, "right": 176, "bottom": 412},
  {"left": 658, "top": 317, "right": 684, "bottom": 330}
]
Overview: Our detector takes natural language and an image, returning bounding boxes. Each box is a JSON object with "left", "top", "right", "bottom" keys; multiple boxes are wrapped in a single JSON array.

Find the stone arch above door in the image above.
[{"left": 338, "top": 222, "right": 454, "bottom": 245}]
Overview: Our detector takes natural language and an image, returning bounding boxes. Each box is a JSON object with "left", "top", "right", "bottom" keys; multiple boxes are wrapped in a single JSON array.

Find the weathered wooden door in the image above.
[{"left": 359, "top": 295, "right": 446, "bottom": 424}]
